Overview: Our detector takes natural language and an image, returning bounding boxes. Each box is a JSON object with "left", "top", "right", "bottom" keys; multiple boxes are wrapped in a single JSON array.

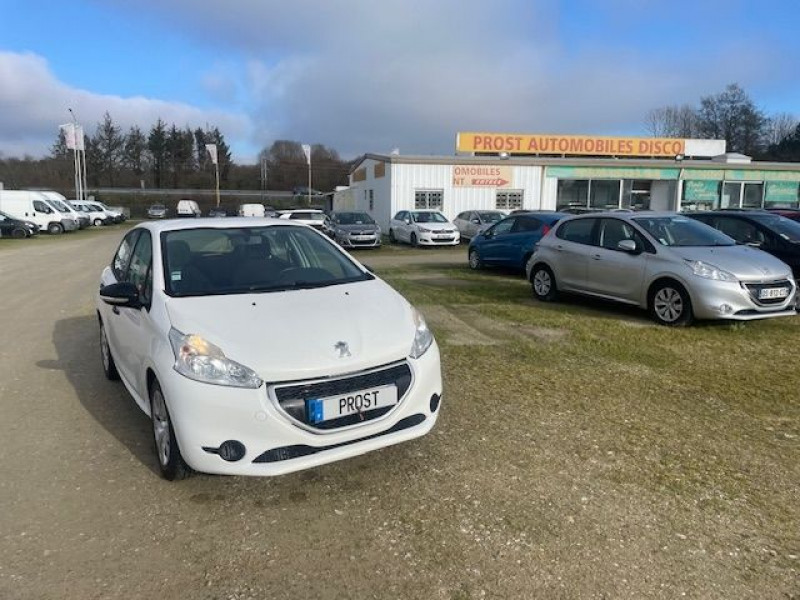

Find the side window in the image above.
[
  {"left": 456, "top": 212, "right": 467, "bottom": 220},
  {"left": 599, "top": 219, "right": 637, "bottom": 250},
  {"left": 714, "top": 217, "right": 765, "bottom": 244},
  {"left": 557, "top": 219, "right": 596, "bottom": 245},
  {"left": 511, "top": 217, "right": 542, "bottom": 233},
  {"left": 490, "top": 218, "right": 516, "bottom": 235},
  {"left": 126, "top": 231, "right": 153, "bottom": 305},
  {"left": 112, "top": 230, "right": 141, "bottom": 280},
  {"left": 33, "top": 200, "right": 52, "bottom": 213}
]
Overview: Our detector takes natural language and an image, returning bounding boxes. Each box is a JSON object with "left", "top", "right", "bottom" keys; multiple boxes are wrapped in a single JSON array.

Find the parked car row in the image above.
[{"left": 0, "top": 190, "right": 124, "bottom": 239}]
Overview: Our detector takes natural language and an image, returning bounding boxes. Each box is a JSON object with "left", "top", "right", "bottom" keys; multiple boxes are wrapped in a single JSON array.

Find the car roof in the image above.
[{"left": 133, "top": 217, "right": 307, "bottom": 235}]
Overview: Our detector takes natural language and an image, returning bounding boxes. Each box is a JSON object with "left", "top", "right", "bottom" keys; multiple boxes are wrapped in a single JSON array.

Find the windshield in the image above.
[
  {"left": 289, "top": 212, "right": 326, "bottom": 221},
  {"left": 411, "top": 211, "right": 447, "bottom": 223},
  {"left": 748, "top": 214, "right": 800, "bottom": 243},
  {"left": 633, "top": 216, "right": 735, "bottom": 247},
  {"left": 89, "top": 204, "right": 104, "bottom": 211},
  {"left": 162, "top": 225, "right": 372, "bottom": 297},
  {"left": 477, "top": 211, "right": 504, "bottom": 223},
  {"left": 335, "top": 212, "right": 375, "bottom": 225},
  {"left": 150, "top": 205, "right": 165, "bottom": 210},
  {"left": 49, "top": 199, "right": 71, "bottom": 213}
]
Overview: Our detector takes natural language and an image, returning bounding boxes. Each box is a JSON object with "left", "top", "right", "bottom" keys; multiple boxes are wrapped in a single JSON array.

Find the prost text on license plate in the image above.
[{"left": 306, "top": 385, "right": 399, "bottom": 424}]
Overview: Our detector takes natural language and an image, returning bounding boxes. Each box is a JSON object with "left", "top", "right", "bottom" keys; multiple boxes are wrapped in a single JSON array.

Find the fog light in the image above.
[
  {"left": 430, "top": 393, "right": 441, "bottom": 413},
  {"left": 218, "top": 440, "right": 246, "bottom": 462},
  {"left": 719, "top": 303, "right": 733, "bottom": 315}
]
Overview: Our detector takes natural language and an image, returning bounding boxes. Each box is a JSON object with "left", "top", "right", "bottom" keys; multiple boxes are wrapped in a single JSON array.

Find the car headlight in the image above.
[
  {"left": 168, "top": 328, "right": 263, "bottom": 388},
  {"left": 686, "top": 260, "right": 738, "bottom": 282},
  {"left": 417, "top": 226, "right": 431, "bottom": 233},
  {"left": 409, "top": 307, "right": 434, "bottom": 359}
]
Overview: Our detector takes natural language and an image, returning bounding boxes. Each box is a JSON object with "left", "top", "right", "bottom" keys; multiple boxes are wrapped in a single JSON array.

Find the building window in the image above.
[
  {"left": 589, "top": 180, "right": 621, "bottom": 210},
  {"left": 496, "top": 190, "right": 523, "bottom": 210},
  {"left": 622, "top": 180, "right": 652, "bottom": 210},
  {"left": 721, "top": 182, "right": 764, "bottom": 209},
  {"left": 414, "top": 190, "right": 443, "bottom": 210},
  {"left": 681, "top": 180, "right": 721, "bottom": 211},
  {"left": 556, "top": 180, "right": 590, "bottom": 211}
]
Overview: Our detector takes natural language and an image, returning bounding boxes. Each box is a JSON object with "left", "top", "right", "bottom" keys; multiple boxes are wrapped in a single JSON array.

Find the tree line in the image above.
[
  {"left": 1, "top": 113, "right": 352, "bottom": 194},
  {"left": 644, "top": 83, "right": 799, "bottom": 160}
]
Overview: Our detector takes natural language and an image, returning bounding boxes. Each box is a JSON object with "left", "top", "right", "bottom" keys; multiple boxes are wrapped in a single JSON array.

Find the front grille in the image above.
[
  {"left": 743, "top": 280, "right": 793, "bottom": 305},
  {"left": 272, "top": 362, "right": 413, "bottom": 430}
]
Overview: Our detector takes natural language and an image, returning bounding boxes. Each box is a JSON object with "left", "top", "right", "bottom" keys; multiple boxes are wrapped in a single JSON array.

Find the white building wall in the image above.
[
  {"left": 348, "top": 158, "right": 392, "bottom": 230},
  {"left": 650, "top": 181, "right": 676, "bottom": 211}
]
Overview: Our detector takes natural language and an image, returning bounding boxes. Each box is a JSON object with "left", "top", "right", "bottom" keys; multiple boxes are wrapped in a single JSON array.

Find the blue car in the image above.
[{"left": 468, "top": 211, "right": 566, "bottom": 271}]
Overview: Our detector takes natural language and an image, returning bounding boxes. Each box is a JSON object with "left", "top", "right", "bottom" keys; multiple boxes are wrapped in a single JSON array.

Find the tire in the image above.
[
  {"left": 410, "top": 233, "right": 418, "bottom": 247},
  {"left": 93, "top": 219, "right": 104, "bottom": 227},
  {"left": 99, "top": 321, "right": 120, "bottom": 380},
  {"left": 47, "top": 223, "right": 63, "bottom": 235},
  {"left": 649, "top": 281, "right": 693, "bottom": 327},
  {"left": 389, "top": 229, "right": 396, "bottom": 243},
  {"left": 531, "top": 264, "right": 558, "bottom": 302},
  {"left": 468, "top": 248, "right": 482, "bottom": 270},
  {"left": 11, "top": 228, "right": 26, "bottom": 239},
  {"left": 150, "top": 379, "right": 192, "bottom": 481}
]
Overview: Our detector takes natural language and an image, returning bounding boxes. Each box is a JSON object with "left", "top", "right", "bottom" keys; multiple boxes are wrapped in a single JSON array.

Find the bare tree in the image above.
[
  {"left": 645, "top": 105, "right": 697, "bottom": 138},
  {"left": 765, "top": 112, "right": 799, "bottom": 147}
]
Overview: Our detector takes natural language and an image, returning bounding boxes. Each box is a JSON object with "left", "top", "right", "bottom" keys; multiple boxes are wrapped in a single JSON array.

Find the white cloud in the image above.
[{"left": 0, "top": 51, "right": 250, "bottom": 159}]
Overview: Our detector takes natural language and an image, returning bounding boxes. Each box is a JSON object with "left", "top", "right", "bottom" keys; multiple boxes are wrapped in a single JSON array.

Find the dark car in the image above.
[
  {"left": 330, "top": 211, "right": 381, "bottom": 248},
  {"left": 0, "top": 210, "right": 38, "bottom": 238},
  {"left": 207, "top": 208, "right": 228, "bottom": 218},
  {"left": 686, "top": 210, "right": 800, "bottom": 279},
  {"left": 468, "top": 212, "right": 566, "bottom": 271}
]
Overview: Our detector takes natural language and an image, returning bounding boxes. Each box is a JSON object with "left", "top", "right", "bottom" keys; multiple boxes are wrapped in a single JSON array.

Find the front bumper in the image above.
[
  {"left": 689, "top": 276, "right": 797, "bottom": 321},
  {"left": 338, "top": 232, "right": 382, "bottom": 248},
  {"left": 62, "top": 218, "right": 78, "bottom": 232},
  {"left": 417, "top": 232, "right": 460, "bottom": 246},
  {"left": 159, "top": 342, "right": 442, "bottom": 476}
]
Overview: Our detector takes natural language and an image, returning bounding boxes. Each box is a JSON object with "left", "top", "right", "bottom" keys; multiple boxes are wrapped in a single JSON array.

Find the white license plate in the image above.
[
  {"left": 434, "top": 234, "right": 452, "bottom": 239},
  {"left": 306, "top": 384, "right": 398, "bottom": 424},
  {"left": 759, "top": 287, "right": 789, "bottom": 300}
]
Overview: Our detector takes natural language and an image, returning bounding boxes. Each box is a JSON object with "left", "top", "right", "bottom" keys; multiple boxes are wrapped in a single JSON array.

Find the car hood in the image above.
[
  {"left": 414, "top": 222, "right": 455, "bottom": 231},
  {"left": 164, "top": 279, "right": 414, "bottom": 382},
  {"left": 669, "top": 245, "right": 793, "bottom": 281},
  {"left": 337, "top": 223, "right": 379, "bottom": 232}
]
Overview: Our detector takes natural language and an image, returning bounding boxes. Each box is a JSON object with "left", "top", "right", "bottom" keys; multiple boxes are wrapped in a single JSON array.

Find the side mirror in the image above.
[
  {"left": 471, "top": 219, "right": 481, "bottom": 225},
  {"left": 617, "top": 239, "right": 640, "bottom": 254},
  {"left": 404, "top": 218, "right": 411, "bottom": 225},
  {"left": 100, "top": 281, "right": 142, "bottom": 309}
]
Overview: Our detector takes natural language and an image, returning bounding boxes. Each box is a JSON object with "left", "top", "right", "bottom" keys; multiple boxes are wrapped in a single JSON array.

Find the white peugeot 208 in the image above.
[{"left": 97, "top": 218, "right": 442, "bottom": 479}]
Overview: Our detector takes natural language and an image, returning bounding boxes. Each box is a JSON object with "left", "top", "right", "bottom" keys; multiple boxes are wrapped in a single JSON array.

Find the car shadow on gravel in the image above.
[{"left": 39, "top": 315, "right": 159, "bottom": 476}]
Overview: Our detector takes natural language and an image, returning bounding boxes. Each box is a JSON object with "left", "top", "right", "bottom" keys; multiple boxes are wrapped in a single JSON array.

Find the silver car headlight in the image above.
[
  {"left": 686, "top": 260, "right": 738, "bottom": 282},
  {"left": 409, "top": 307, "right": 434, "bottom": 359},
  {"left": 168, "top": 328, "right": 262, "bottom": 388},
  {"left": 417, "top": 226, "right": 431, "bottom": 233}
]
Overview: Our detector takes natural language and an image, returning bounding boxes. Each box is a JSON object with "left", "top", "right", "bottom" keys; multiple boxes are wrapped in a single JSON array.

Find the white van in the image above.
[
  {"left": 40, "top": 191, "right": 89, "bottom": 229},
  {"left": 238, "top": 203, "right": 266, "bottom": 217},
  {"left": 176, "top": 199, "right": 201, "bottom": 218},
  {"left": 0, "top": 190, "right": 78, "bottom": 234}
]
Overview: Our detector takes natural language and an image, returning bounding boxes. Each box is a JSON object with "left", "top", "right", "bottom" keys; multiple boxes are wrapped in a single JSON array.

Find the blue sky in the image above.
[{"left": 0, "top": 0, "right": 798, "bottom": 162}]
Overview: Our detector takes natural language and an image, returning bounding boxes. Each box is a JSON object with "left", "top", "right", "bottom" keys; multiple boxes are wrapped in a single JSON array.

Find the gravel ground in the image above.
[{"left": 0, "top": 230, "right": 797, "bottom": 600}]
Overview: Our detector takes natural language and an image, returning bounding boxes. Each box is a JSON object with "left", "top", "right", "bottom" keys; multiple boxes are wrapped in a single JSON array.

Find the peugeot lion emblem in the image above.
[{"left": 334, "top": 341, "right": 351, "bottom": 358}]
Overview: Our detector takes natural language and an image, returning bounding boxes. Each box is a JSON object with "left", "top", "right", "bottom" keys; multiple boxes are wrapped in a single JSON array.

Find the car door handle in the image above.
[
  {"left": 555, "top": 244, "right": 564, "bottom": 252},
  {"left": 112, "top": 306, "right": 120, "bottom": 315},
  {"left": 592, "top": 254, "right": 602, "bottom": 260}
]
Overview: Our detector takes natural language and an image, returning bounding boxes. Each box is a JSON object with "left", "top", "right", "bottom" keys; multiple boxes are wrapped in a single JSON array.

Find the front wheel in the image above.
[
  {"left": 468, "top": 248, "right": 482, "bottom": 270},
  {"left": 150, "top": 380, "right": 192, "bottom": 481},
  {"left": 47, "top": 223, "right": 63, "bottom": 235},
  {"left": 11, "top": 228, "right": 27, "bottom": 239},
  {"left": 649, "top": 282, "right": 693, "bottom": 327},
  {"left": 389, "top": 229, "right": 396, "bottom": 243},
  {"left": 410, "top": 233, "right": 418, "bottom": 247},
  {"left": 93, "top": 218, "right": 104, "bottom": 227},
  {"left": 100, "top": 322, "right": 120, "bottom": 380},
  {"left": 531, "top": 265, "right": 558, "bottom": 302}
]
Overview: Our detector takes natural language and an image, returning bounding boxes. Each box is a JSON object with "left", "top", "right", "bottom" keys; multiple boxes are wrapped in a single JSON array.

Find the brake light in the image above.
[{"left": 542, "top": 225, "right": 551, "bottom": 236}]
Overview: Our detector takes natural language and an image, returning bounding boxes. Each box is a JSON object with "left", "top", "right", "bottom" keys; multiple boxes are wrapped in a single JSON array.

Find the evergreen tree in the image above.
[{"left": 147, "top": 119, "right": 168, "bottom": 189}]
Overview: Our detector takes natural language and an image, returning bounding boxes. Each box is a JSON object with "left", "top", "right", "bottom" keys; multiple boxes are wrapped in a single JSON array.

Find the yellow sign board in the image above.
[
  {"left": 457, "top": 132, "right": 686, "bottom": 158},
  {"left": 452, "top": 165, "right": 512, "bottom": 188}
]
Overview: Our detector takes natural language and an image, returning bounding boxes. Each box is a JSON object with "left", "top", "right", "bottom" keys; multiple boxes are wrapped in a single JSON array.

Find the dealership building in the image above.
[{"left": 339, "top": 132, "right": 800, "bottom": 230}]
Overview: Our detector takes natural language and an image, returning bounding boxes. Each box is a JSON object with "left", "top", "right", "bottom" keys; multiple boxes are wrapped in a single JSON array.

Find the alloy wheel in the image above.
[
  {"left": 653, "top": 287, "right": 683, "bottom": 323},
  {"left": 151, "top": 389, "right": 171, "bottom": 467}
]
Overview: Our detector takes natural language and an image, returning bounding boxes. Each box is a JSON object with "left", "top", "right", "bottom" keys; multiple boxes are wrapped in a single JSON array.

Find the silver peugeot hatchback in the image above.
[{"left": 526, "top": 212, "right": 797, "bottom": 326}]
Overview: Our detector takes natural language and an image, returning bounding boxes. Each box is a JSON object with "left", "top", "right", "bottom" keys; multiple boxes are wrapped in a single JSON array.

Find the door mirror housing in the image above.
[
  {"left": 617, "top": 239, "right": 640, "bottom": 254},
  {"left": 100, "top": 281, "right": 142, "bottom": 309},
  {"left": 471, "top": 218, "right": 481, "bottom": 225}
]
